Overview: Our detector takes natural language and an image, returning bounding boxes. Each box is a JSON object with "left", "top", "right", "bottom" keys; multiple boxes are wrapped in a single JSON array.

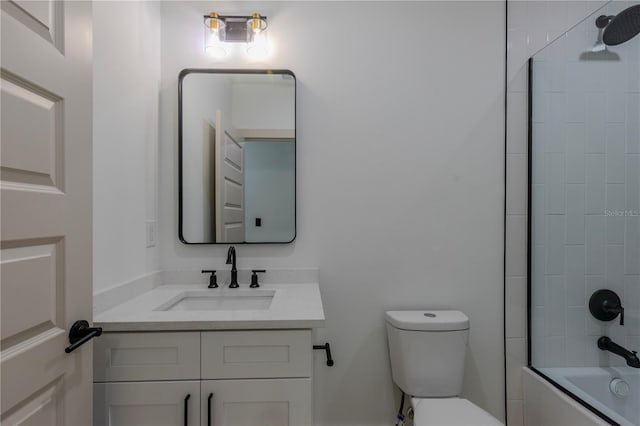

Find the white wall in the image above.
[
  {"left": 159, "top": 2, "right": 506, "bottom": 424},
  {"left": 232, "top": 81, "right": 295, "bottom": 131},
  {"left": 93, "top": 1, "right": 161, "bottom": 293}
]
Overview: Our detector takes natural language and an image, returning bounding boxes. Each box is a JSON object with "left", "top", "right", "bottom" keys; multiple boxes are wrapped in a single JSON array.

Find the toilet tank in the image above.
[{"left": 385, "top": 310, "right": 469, "bottom": 397}]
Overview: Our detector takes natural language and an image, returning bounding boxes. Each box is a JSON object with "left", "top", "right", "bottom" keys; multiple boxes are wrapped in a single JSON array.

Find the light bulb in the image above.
[
  {"left": 246, "top": 13, "right": 269, "bottom": 60},
  {"left": 204, "top": 13, "right": 226, "bottom": 58}
]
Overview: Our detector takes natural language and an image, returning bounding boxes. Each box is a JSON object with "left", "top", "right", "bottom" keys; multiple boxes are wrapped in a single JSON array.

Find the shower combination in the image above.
[{"left": 595, "top": 4, "right": 640, "bottom": 45}]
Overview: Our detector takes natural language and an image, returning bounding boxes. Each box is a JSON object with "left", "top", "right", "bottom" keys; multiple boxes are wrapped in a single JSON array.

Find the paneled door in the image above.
[
  {"left": 1, "top": 1, "right": 93, "bottom": 425},
  {"left": 201, "top": 379, "right": 312, "bottom": 426},
  {"left": 214, "top": 109, "right": 245, "bottom": 242},
  {"left": 94, "top": 382, "right": 201, "bottom": 426}
]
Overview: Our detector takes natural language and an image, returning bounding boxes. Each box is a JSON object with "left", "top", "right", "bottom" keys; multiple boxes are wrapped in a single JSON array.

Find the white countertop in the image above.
[{"left": 94, "top": 282, "right": 325, "bottom": 332}]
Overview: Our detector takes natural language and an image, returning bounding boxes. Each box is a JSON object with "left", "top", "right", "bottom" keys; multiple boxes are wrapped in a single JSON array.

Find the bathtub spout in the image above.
[{"left": 597, "top": 336, "right": 640, "bottom": 368}]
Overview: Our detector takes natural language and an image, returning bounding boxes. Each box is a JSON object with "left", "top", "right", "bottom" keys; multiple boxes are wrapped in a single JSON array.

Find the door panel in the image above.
[
  {"left": 1, "top": 1, "right": 93, "bottom": 425},
  {"left": 215, "top": 110, "right": 245, "bottom": 242},
  {"left": 94, "top": 381, "right": 200, "bottom": 426},
  {"left": 201, "top": 379, "right": 312, "bottom": 426}
]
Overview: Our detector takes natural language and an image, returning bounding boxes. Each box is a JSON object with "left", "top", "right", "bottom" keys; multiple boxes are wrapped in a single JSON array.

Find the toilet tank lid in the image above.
[{"left": 385, "top": 310, "right": 469, "bottom": 331}]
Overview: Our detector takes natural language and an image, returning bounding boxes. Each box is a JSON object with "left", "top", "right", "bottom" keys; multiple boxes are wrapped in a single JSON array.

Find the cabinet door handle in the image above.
[
  {"left": 183, "top": 394, "right": 191, "bottom": 426},
  {"left": 207, "top": 393, "right": 214, "bottom": 426}
]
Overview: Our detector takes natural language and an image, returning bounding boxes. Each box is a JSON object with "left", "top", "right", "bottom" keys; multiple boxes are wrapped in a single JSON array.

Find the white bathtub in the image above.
[{"left": 537, "top": 367, "right": 640, "bottom": 426}]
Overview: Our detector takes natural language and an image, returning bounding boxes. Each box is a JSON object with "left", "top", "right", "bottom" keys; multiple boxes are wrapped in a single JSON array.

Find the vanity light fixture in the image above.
[{"left": 203, "top": 12, "right": 269, "bottom": 59}]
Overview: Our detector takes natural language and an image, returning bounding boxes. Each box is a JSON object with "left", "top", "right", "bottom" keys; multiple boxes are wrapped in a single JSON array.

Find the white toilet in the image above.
[{"left": 385, "top": 310, "right": 502, "bottom": 426}]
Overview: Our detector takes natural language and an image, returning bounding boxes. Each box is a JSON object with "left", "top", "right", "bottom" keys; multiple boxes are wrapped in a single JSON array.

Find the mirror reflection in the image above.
[{"left": 179, "top": 70, "right": 296, "bottom": 244}]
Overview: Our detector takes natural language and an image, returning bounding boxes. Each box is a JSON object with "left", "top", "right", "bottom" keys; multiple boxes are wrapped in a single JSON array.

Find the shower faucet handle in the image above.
[{"left": 589, "top": 289, "right": 624, "bottom": 326}]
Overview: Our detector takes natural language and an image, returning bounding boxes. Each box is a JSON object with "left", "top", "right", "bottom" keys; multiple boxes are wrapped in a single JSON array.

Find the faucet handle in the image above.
[
  {"left": 201, "top": 270, "right": 218, "bottom": 288},
  {"left": 250, "top": 270, "right": 266, "bottom": 288},
  {"left": 589, "top": 289, "right": 624, "bottom": 326}
]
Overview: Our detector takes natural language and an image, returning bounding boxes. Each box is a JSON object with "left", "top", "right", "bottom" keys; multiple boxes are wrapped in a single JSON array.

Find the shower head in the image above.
[{"left": 602, "top": 4, "right": 640, "bottom": 46}]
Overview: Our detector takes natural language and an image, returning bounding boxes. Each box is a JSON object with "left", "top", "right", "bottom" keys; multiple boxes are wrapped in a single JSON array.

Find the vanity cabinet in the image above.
[{"left": 93, "top": 330, "right": 313, "bottom": 426}]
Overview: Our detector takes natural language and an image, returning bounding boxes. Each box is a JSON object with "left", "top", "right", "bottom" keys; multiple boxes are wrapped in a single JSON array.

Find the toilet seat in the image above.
[{"left": 411, "top": 397, "right": 503, "bottom": 426}]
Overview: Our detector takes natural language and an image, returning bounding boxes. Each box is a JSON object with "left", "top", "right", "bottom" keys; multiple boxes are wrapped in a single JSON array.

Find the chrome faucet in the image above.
[
  {"left": 226, "top": 246, "right": 239, "bottom": 288},
  {"left": 598, "top": 336, "right": 640, "bottom": 368}
]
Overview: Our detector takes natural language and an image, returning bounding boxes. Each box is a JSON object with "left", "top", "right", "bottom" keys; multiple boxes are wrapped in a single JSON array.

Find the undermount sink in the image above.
[{"left": 155, "top": 290, "right": 275, "bottom": 312}]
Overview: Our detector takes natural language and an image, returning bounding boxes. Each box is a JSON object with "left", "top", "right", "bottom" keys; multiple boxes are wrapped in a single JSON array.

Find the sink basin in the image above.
[{"left": 155, "top": 290, "right": 275, "bottom": 311}]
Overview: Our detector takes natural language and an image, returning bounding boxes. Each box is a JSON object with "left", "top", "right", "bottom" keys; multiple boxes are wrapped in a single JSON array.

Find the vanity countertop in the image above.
[{"left": 94, "top": 283, "right": 325, "bottom": 332}]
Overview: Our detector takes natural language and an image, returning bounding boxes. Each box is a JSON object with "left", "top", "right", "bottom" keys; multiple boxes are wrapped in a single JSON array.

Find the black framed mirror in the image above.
[{"left": 178, "top": 69, "right": 296, "bottom": 244}]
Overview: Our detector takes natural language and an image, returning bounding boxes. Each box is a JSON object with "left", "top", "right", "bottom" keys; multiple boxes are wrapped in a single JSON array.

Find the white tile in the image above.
[
  {"left": 546, "top": 275, "right": 565, "bottom": 336},
  {"left": 606, "top": 184, "right": 626, "bottom": 244},
  {"left": 566, "top": 61, "right": 586, "bottom": 94},
  {"left": 508, "top": 0, "right": 527, "bottom": 32},
  {"left": 545, "top": 336, "right": 566, "bottom": 367},
  {"left": 605, "top": 245, "right": 624, "bottom": 293},
  {"left": 585, "top": 155, "right": 605, "bottom": 214},
  {"left": 606, "top": 92, "right": 625, "bottom": 124},
  {"left": 531, "top": 185, "right": 546, "bottom": 246},
  {"left": 566, "top": 306, "right": 586, "bottom": 336},
  {"left": 626, "top": 337, "right": 640, "bottom": 358},
  {"left": 533, "top": 61, "right": 551, "bottom": 94},
  {"left": 531, "top": 307, "right": 546, "bottom": 366},
  {"left": 585, "top": 94, "right": 605, "bottom": 154},
  {"left": 532, "top": 246, "right": 546, "bottom": 307},
  {"left": 546, "top": 215, "right": 566, "bottom": 274},
  {"left": 506, "top": 338, "right": 527, "bottom": 399},
  {"left": 625, "top": 216, "right": 640, "bottom": 275},
  {"left": 624, "top": 276, "right": 640, "bottom": 336},
  {"left": 626, "top": 157, "right": 640, "bottom": 211},
  {"left": 565, "top": 336, "right": 587, "bottom": 367},
  {"left": 544, "top": 5, "right": 568, "bottom": 49},
  {"left": 507, "top": 154, "right": 528, "bottom": 215},
  {"left": 532, "top": 90, "right": 549, "bottom": 124},
  {"left": 565, "top": 184, "right": 585, "bottom": 244},
  {"left": 606, "top": 183, "right": 625, "bottom": 212},
  {"left": 506, "top": 215, "right": 528, "bottom": 277},
  {"left": 532, "top": 125, "right": 547, "bottom": 184},
  {"left": 506, "top": 276, "right": 527, "bottom": 339},
  {"left": 606, "top": 124, "right": 626, "bottom": 184},
  {"left": 586, "top": 215, "right": 605, "bottom": 275},
  {"left": 547, "top": 92, "right": 568, "bottom": 124},
  {"left": 545, "top": 153, "right": 566, "bottom": 214},
  {"left": 507, "top": 399, "right": 524, "bottom": 426},
  {"left": 508, "top": 63, "right": 528, "bottom": 95},
  {"left": 626, "top": 94, "right": 639, "bottom": 154},
  {"left": 565, "top": 245, "right": 585, "bottom": 306},
  {"left": 625, "top": 275, "right": 640, "bottom": 311},
  {"left": 566, "top": 93, "right": 585, "bottom": 124},
  {"left": 507, "top": 92, "right": 528, "bottom": 155},
  {"left": 508, "top": 31, "right": 529, "bottom": 86},
  {"left": 606, "top": 216, "right": 625, "bottom": 245},
  {"left": 626, "top": 52, "right": 639, "bottom": 93}
]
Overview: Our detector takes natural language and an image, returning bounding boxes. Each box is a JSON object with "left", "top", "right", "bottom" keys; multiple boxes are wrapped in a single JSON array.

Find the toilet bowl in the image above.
[
  {"left": 411, "top": 397, "right": 501, "bottom": 426},
  {"left": 385, "top": 310, "right": 502, "bottom": 426}
]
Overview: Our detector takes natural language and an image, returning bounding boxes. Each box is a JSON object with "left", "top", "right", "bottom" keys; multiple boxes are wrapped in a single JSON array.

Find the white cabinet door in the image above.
[
  {"left": 201, "top": 379, "right": 311, "bottom": 426},
  {"left": 94, "top": 381, "right": 200, "bottom": 426}
]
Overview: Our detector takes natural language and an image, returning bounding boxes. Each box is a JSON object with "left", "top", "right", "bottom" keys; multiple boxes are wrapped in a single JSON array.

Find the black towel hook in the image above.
[{"left": 313, "top": 342, "right": 334, "bottom": 367}]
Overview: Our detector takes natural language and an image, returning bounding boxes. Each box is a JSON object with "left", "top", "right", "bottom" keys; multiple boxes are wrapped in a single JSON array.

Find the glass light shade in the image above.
[
  {"left": 204, "top": 14, "right": 226, "bottom": 58},
  {"left": 246, "top": 14, "right": 269, "bottom": 59}
]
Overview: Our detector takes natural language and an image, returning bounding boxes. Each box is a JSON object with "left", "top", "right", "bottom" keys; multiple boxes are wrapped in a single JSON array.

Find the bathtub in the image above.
[{"left": 534, "top": 367, "right": 640, "bottom": 426}]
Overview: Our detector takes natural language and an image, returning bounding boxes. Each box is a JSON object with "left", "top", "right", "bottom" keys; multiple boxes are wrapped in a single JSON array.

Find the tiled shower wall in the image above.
[
  {"left": 505, "top": 1, "right": 609, "bottom": 424},
  {"left": 530, "top": 18, "right": 640, "bottom": 369}
]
